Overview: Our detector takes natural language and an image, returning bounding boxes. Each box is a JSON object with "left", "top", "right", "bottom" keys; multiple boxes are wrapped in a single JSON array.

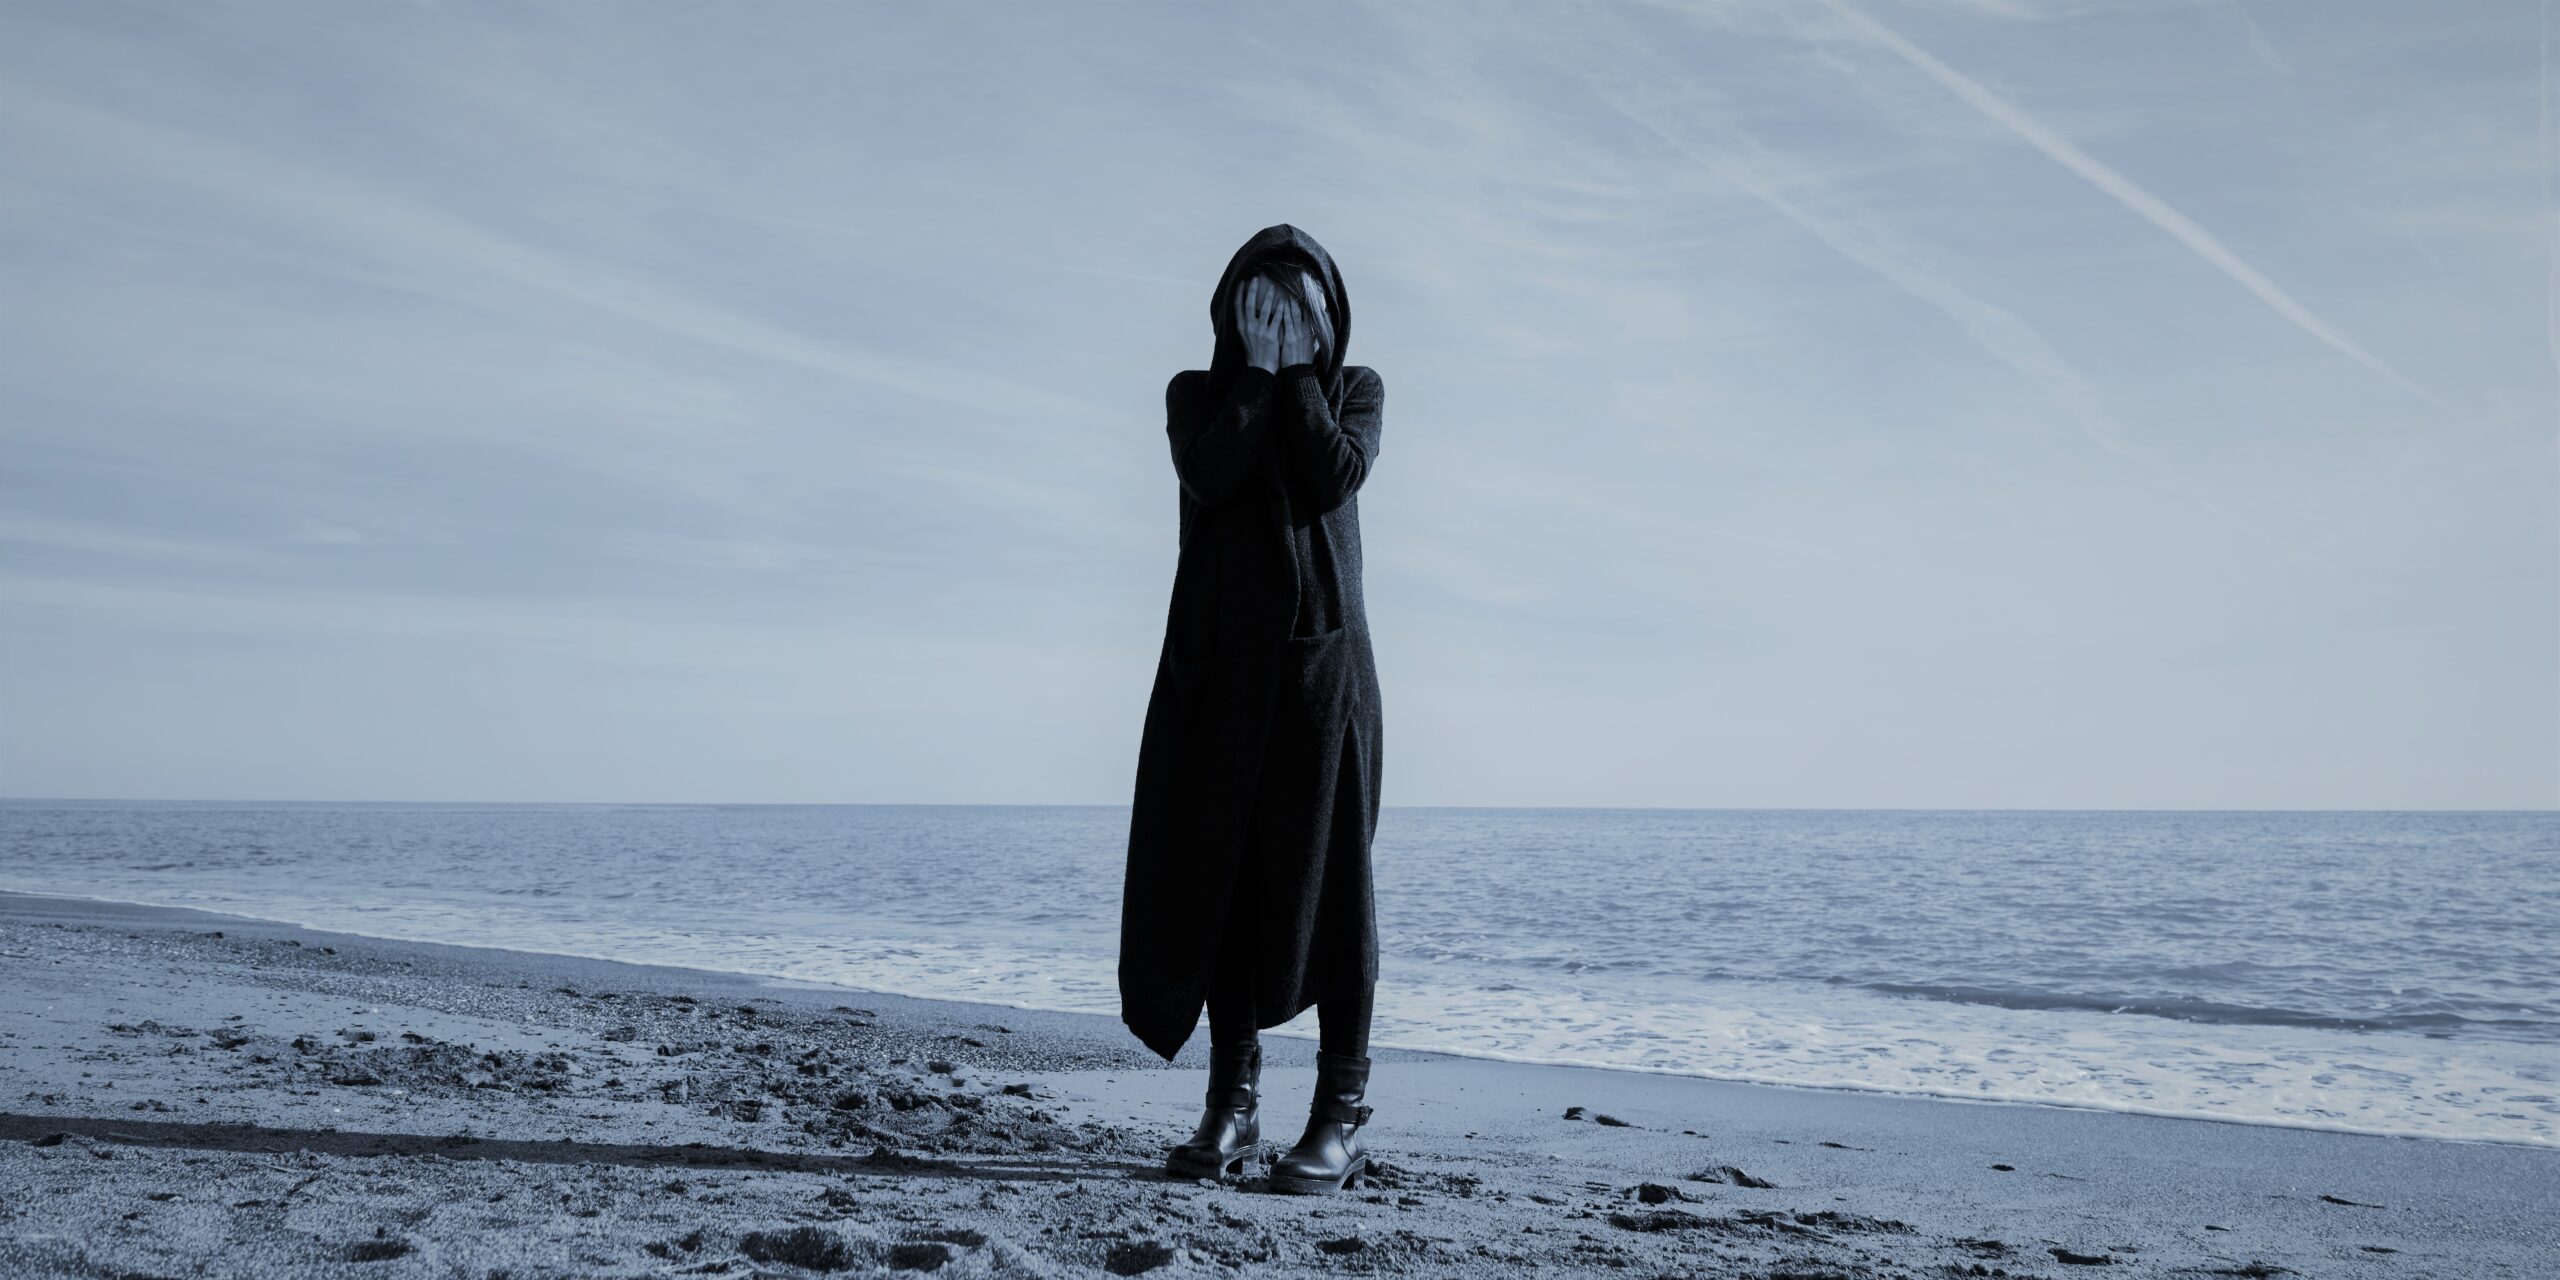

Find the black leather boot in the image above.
[
  {"left": 1164, "top": 1038, "right": 1261, "bottom": 1178},
  {"left": 1268, "top": 1049, "right": 1372, "bottom": 1194}
]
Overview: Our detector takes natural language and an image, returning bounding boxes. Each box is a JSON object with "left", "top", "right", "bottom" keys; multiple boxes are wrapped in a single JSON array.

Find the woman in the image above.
[{"left": 1119, "top": 223, "right": 1387, "bottom": 1195}]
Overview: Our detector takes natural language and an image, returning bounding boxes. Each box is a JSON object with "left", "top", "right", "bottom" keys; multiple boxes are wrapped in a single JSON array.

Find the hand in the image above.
[
  {"left": 1238, "top": 276, "right": 1286, "bottom": 374},
  {"left": 1280, "top": 269, "right": 1327, "bottom": 369},
  {"left": 1279, "top": 305, "right": 1318, "bottom": 369}
]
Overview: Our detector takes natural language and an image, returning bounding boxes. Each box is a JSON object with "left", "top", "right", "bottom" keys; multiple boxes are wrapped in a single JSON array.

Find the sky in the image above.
[{"left": 1, "top": 0, "right": 2552, "bottom": 809}]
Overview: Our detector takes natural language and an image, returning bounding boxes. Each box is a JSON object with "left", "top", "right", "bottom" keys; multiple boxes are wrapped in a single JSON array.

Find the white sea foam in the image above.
[{"left": 3, "top": 802, "right": 2553, "bottom": 1147}]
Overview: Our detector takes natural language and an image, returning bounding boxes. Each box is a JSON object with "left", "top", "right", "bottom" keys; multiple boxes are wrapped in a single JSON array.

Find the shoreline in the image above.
[
  {"left": 4, "top": 889, "right": 2554, "bottom": 1277},
  {"left": 7, "top": 884, "right": 2544, "bottom": 1153}
]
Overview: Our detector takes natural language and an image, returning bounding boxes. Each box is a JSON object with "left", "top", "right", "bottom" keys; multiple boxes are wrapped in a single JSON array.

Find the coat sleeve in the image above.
[
  {"left": 1274, "top": 365, "right": 1383, "bottom": 515},
  {"left": 1166, "top": 366, "right": 1279, "bottom": 507}
]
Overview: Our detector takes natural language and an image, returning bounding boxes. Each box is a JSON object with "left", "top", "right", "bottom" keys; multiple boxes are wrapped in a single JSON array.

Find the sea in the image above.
[{"left": 1, "top": 802, "right": 2551, "bottom": 1147}]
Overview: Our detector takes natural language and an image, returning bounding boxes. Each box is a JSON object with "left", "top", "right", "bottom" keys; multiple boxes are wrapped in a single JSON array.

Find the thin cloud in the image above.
[
  {"left": 1814, "top": 0, "right": 2454, "bottom": 414},
  {"left": 714, "top": 207, "right": 1199, "bottom": 289},
  {"left": 0, "top": 80, "right": 1119, "bottom": 442},
  {"left": 2545, "top": 0, "right": 2558, "bottom": 424},
  {"left": 1529, "top": 8, "right": 2290, "bottom": 550},
  {"left": 0, "top": 517, "right": 284, "bottom": 568},
  {"left": 2208, "top": 0, "right": 2297, "bottom": 78}
]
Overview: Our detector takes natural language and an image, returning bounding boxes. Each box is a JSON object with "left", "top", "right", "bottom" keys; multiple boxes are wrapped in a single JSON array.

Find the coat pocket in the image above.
[
  {"left": 1254, "top": 622, "right": 1363, "bottom": 867},
  {"left": 1270, "top": 622, "right": 1360, "bottom": 725}
]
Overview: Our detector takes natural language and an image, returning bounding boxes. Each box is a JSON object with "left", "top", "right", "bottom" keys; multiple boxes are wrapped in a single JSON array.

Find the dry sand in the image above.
[{"left": 1, "top": 890, "right": 2550, "bottom": 1278}]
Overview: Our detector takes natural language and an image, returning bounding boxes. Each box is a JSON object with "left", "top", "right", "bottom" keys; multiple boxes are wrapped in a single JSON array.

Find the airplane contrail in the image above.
[
  {"left": 1541, "top": 21, "right": 2292, "bottom": 551},
  {"left": 1818, "top": 0, "right": 2457, "bottom": 415}
]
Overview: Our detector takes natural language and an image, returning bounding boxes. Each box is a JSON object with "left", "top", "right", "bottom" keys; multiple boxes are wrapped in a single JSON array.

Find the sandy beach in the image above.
[{"left": 1, "top": 890, "right": 2550, "bottom": 1279}]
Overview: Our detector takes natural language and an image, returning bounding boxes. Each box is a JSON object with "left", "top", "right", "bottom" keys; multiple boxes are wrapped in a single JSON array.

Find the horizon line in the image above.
[{"left": 1, "top": 796, "right": 2552, "bottom": 815}]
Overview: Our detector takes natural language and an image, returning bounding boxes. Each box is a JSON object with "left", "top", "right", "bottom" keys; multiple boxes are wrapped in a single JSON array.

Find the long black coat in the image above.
[{"left": 1119, "top": 224, "right": 1386, "bottom": 1062}]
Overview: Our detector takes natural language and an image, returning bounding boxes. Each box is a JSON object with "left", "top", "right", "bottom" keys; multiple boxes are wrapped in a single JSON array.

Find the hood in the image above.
[{"left": 1207, "top": 223, "right": 1351, "bottom": 404}]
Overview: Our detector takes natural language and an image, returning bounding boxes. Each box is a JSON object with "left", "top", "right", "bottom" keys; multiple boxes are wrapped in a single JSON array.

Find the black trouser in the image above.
[{"left": 1204, "top": 913, "right": 1372, "bottom": 1058}]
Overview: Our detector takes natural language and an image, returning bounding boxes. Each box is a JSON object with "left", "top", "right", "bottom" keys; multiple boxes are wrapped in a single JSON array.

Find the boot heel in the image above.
[
  {"left": 1169, "top": 1113, "right": 1260, "bottom": 1177},
  {"left": 1267, "top": 1151, "right": 1367, "bottom": 1194},
  {"left": 1164, "top": 1041, "right": 1262, "bottom": 1179},
  {"left": 1168, "top": 1143, "right": 1250, "bottom": 1178},
  {"left": 1268, "top": 1050, "right": 1374, "bottom": 1195}
]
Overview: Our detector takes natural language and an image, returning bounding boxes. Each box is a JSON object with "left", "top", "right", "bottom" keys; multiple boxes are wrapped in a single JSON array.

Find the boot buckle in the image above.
[{"left": 1316, "top": 1099, "right": 1372, "bottom": 1127}]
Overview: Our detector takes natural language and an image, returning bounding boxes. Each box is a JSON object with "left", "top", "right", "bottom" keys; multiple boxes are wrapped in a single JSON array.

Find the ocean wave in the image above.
[
  {"left": 7, "top": 802, "right": 2555, "bottom": 1148},
  {"left": 1856, "top": 980, "right": 2551, "bottom": 1037}
]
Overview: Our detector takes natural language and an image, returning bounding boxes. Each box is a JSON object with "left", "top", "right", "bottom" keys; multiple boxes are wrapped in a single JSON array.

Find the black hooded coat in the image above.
[{"left": 1118, "top": 224, "right": 1386, "bottom": 1062}]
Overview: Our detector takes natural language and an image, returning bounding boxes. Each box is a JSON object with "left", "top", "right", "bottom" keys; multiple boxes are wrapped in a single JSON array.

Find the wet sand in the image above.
[{"left": 1, "top": 890, "right": 2551, "bottom": 1278}]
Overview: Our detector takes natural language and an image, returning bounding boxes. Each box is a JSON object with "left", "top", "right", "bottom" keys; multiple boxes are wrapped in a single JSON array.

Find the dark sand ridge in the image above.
[{"left": 1, "top": 891, "right": 2551, "bottom": 1278}]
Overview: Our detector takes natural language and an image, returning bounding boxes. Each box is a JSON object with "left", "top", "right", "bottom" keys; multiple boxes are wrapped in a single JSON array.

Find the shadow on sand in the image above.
[{"left": 0, "top": 1112, "right": 1150, "bottom": 1185}]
